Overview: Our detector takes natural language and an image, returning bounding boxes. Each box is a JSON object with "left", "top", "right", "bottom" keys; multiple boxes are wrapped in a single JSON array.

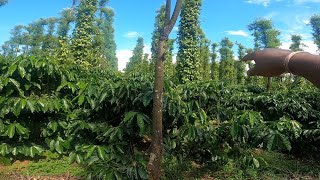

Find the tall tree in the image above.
[
  {"left": 125, "top": 37, "right": 144, "bottom": 73},
  {"left": 71, "top": 0, "right": 98, "bottom": 67},
  {"left": 56, "top": 8, "right": 74, "bottom": 65},
  {"left": 9, "top": 25, "right": 25, "bottom": 55},
  {"left": 164, "top": 39, "right": 175, "bottom": 77},
  {"left": 235, "top": 43, "right": 246, "bottom": 84},
  {"left": 27, "top": 19, "right": 46, "bottom": 55},
  {"left": 199, "top": 29, "right": 211, "bottom": 80},
  {"left": 248, "top": 19, "right": 281, "bottom": 49},
  {"left": 210, "top": 42, "right": 219, "bottom": 81},
  {"left": 289, "top": 34, "right": 306, "bottom": 51},
  {"left": 148, "top": 0, "right": 183, "bottom": 179},
  {"left": 176, "top": 0, "right": 202, "bottom": 83},
  {"left": 100, "top": 7, "right": 118, "bottom": 70},
  {"left": 5, "top": 24, "right": 31, "bottom": 55},
  {"left": 42, "top": 17, "right": 58, "bottom": 54},
  {"left": 310, "top": 15, "right": 320, "bottom": 53},
  {"left": 248, "top": 18, "right": 281, "bottom": 90},
  {"left": 1, "top": 41, "right": 15, "bottom": 56},
  {"left": 219, "top": 37, "right": 235, "bottom": 84},
  {"left": 289, "top": 34, "right": 307, "bottom": 85},
  {"left": 57, "top": 8, "right": 74, "bottom": 38},
  {"left": 150, "top": 5, "right": 166, "bottom": 70},
  {"left": 150, "top": 5, "right": 175, "bottom": 76}
]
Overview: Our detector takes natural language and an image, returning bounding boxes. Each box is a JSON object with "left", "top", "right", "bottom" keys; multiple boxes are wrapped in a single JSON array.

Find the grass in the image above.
[
  {"left": 164, "top": 149, "right": 320, "bottom": 180},
  {"left": 0, "top": 151, "right": 84, "bottom": 179},
  {"left": 0, "top": 149, "right": 319, "bottom": 179}
]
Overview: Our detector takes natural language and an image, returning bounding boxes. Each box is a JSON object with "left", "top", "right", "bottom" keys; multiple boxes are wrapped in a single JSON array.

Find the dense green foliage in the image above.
[
  {"left": 210, "top": 43, "right": 219, "bottom": 81},
  {"left": 125, "top": 37, "right": 146, "bottom": 73},
  {"left": 0, "top": 53, "right": 319, "bottom": 179},
  {"left": 1, "top": 0, "right": 320, "bottom": 179},
  {"left": 71, "top": 0, "right": 98, "bottom": 66},
  {"left": 176, "top": 0, "right": 202, "bottom": 82},
  {"left": 218, "top": 37, "right": 235, "bottom": 84},
  {"left": 98, "top": 6, "right": 118, "bottom": 70}
]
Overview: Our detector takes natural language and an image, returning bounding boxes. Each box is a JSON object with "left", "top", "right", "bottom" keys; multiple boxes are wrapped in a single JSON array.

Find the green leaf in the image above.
[
  {"left": 97, "top": 146, "right": 106, "bottom": 160},
  {"left": 49, "top": 139, "right": 55, "bottom": 151},
  {"left": 63, "top": 140, "right": 71, "bottom": 149},
  {"left": 6, "top": 124, "right": 15, "bottom": 138},
  {"left": 30, "top": 146, "right": 39, "bottom": 158},
  {"left": 15, "top": 123, "right": 28, "bottom": 135},
  {"left": 24, "top": 83, "right": 31, "bottom": 90},
  {"left": 12, "top": 147, "right": 18, "bottom": 156},
  {"left": 188, "top": 126, "right": 196, "bottom": 139},
  {"left": 86, "top": 145, "right": 96, "bottom": 159},
  {"left": 0, "top": 144, "right": 9, "bottom": 156},
  {"left": 27, "top": 100, "right": 35, "bottom": 113},
  {"left": 58, "top": 121, "right": 68, "bottom": 129},
  {"left": 21, "top": 99, "right": 27, "bottom": 109},
  {"left": 33, "top": 145, "right": 44, "bottom": 153},
  {"left": 55, "top": 140, "right": 63, "bottom": 154},
  {"left": 253, "top": 158, "right": 260, "bottom": 168},
  {"left": 124, "top": 111, "right": 136, "bottom": 123},
  {"left": 267, "top": 134, "right": 275, "bottom": 151},
  {"left": 142, "top": 95, "right": 151, "bottom": 107},
  {"left": 8, "top": 64, "right": 17, "bottom": 75},
  {"left": 115, "top": 144, "right": 124, "bottom": 154},
  {"left": 199, "top": 108, "right": 207, "bottom": 123},
  {"left": 279, "top": 133, "right": 292, "bottom": 151},
  {"left": 137, "top": 114, "right": 145, "bottom": 136},
  {"left": 105, "top": 171, "right": 114, "bottom": 180},
  {"left": 63, "top": 99, "right": 69, "bottom": 110},
  {"left": 138, "top": 167, "right": 148, "bottom": 179},
  {"left": 114, "top": 171, "right": 121, "bottom": 180},
  {"left": 49, "top": 122, "right": 58, "bottom": 132},
  {"left": 32, "top": 82, "right": 41, "bottom": 90},
  {"left": 76, "top": 154, "right": 83, "bottom": 164},
  {"left": 18, "top": 66, "right": 26, "bottom": 78},
  {"left": 68, "top": 152, "right": 76, "bottom": 164},
  {"left": 99, "top": 92, "right": 108, "bottom": 103},
  {"left": 78, "top": 94, "right": 85, "bottom": 105},
  {"left": 89, "top": 99, "right": 96, "bottom": 109},
  {"left": 9, "top": 78, "right": 24, "bottom": 96},
  {"left": 57, "top": 82, "right": 68, "bottom": 91}
]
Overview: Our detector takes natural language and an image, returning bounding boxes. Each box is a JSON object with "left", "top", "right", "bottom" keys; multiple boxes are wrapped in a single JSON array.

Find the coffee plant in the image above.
[{"left": 0, "top": 54, "right": 319, "bottom": 179}]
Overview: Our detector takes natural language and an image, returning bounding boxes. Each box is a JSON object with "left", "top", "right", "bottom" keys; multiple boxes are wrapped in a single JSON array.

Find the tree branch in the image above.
[
  {"left": 164, "top": 0, "right": 183, "bottom": 36},
  {"left": 165, "top": 0, "right": 171, "bottom": 26}
]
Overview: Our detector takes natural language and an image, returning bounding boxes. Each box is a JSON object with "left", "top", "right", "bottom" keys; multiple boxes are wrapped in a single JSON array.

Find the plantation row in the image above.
[{"left": 0, "top": 56, "right": 319, "bottom": 179}]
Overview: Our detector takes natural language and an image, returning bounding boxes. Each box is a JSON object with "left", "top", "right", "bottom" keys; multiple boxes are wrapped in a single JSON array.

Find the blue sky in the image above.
[{"left": 1, "top": 0, "right": 320, "bottom": 70}]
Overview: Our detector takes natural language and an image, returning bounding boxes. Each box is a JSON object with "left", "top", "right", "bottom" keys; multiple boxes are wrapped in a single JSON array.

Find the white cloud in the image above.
[
  {"left": 280, "top": 40, "right": 318, "bottom": 54},
  {"left": 116, "top": 44, "right": 152, "bottom": 71},
  {"left": 116, "top": 50, "right": 132, "bottom": 71},
  {"left": 245, "top": 0, "right": 270, "bottom": 6},
  {"left": 303, "top": 19, "right": 310, "bottom": 24},
  {"left": 245, "top": 0, "right": 320, "bottom": 7},
  {"left": 173, "top": 54, "right": 177, "bottom": 64},
  {"left": 264, "top": 12, "right": 279, "bottom": 19},
  {"left": 294, "top": 0, "right": 320, "bottom": 4},
  {"left": 143, "top": 44, "right": 152, "bottom": 57},
  {"left": 173, "top": 26, "right": 179, "bottom": 32},
  {"left": 124, "top": 31, "right": 140, "bottom": 38},
  {"left": 226, "top": 30, "right": 249, "bottom": 37}
]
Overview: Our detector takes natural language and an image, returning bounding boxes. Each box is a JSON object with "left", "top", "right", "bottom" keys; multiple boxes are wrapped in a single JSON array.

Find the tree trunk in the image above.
[
  {"left": 148, "top": 39, "right": 166, "bottom": 180},
  {"left": 266, "top": 77, "right": 271, "bottom": 91},
  {"left": 147, "top": 1, "right": 183, "bottom": 179}
]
